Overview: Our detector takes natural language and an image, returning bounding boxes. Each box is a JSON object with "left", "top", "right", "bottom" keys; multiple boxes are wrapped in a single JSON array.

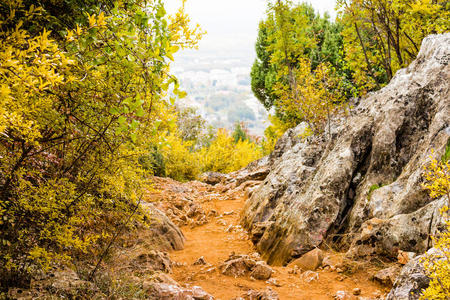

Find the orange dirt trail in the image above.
[{"left": 168, "top": 186, "right": 389, "bottom": 300}]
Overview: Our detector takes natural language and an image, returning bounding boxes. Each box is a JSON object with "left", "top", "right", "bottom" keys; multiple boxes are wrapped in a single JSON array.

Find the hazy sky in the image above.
[{"left": 165, "top": 0, "right": 337, "bottom": 59}]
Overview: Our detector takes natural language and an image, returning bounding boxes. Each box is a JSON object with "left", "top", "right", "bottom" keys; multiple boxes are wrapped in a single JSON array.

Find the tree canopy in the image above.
[
  {"left": 337, "top": 0, "right": 449, "bottom": 91},
  {"left": 251, "top": 1, "right": 350, "bottom": 131}
]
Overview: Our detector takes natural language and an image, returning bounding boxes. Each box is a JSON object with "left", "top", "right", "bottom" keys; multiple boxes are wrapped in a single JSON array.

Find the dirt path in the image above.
[{"left": 162, "top": 181, "right": 389, "bottom": 300}]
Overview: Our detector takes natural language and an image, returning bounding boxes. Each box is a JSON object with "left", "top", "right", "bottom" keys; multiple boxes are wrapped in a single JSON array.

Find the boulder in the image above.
[
  {"left": 193, "top": 256, "right": 208, "bottom": 266},
  {"left": 220, "top": 254, "right": 273, "bottom": 280},
  {"left": 386, "top": 249, "right": 435, "bottom": 300},
  {"left": 287, "top": 248, "right": 324, "bottom": 271},
  {"left": 241, "top": 33, "right": 450, "bottom": 265},
  {"left": 322, "top": 255, "right": 341, "bottom": 269},
  {"left": 250, "top": 261, "right": 273, "bottom": 280},
  {"left": 200, "top": 172, "right": 228, "bottom": 185},
  {"left": 300, "top": 270, "right": 319, "bottom": 283},
  {"left": 372, "top": 265, "right": 401, "bottom": 286},
  {"left": 334, "top": 290, "right": 356, "bottom": 300},
  {"left": 265, "top": 278, "right": 281, "bottom": 287},
  {"left": 352, "top": 288, "right": 361, "bottom": 296},
  {"left": 132, "top": 250, "right": 173, "bottom": 273},
  {"left": 220, "top": 255, "right": 256, "bottom": 277}
]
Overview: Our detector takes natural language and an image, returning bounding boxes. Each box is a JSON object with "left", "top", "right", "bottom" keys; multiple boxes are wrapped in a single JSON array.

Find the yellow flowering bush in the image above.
[
  {"left": 420, "top": 146, "right": 450, "bottom": 299},
  {"left": 160, "top": 132, "right": 202, "bottom": 181},
  {"left": 200, "top": 129, "right": 263, "bottom": 174},
  {"left": 0, "top": 0, "right": 202, "bottom": 286},
  {"left": 422, "top": 154, "right": 450, "bottom": 207}
]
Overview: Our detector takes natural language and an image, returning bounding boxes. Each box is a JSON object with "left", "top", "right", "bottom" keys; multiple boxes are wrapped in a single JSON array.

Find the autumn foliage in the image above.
[
  {"left": 151, "top": 118, "right": 263, "bottom": 181},
  {"left": 421, "top": 147, "right": 450, "bottom": 299},
  {"left": 0, "top": 0, "right": 203, "bottom": 286},
  {"left": 1, "top": 0, "right": 448, "bottom": 293},
  {"left": 252, "top": 0, "right": 449, "bottom": 140},
  {"left": 337, "top": 0, "right": 449, "bottom": 92}
]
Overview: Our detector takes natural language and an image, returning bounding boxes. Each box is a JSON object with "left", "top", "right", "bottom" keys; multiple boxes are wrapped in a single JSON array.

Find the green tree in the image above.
[
  {"left": 251, "top": 21, "right": 278, "bottom": 110},
  {"left": 232, "top": 122, "right": 249, "bottom": 143},
  {"left": 251, "top": 1, "right": 351, "bottom": 131},
  {"left": 176, "top": 106, "right": 206, "bottom": 143}
]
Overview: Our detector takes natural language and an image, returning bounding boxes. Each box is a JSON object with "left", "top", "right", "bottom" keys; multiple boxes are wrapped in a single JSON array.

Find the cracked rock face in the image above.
[{"left": 241, "top": 33, "right": 450, "bottom": 266}]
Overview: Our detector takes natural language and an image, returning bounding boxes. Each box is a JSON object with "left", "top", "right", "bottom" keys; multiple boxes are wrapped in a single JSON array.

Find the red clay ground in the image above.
[{"left": 148, "top": 178, "right": 391, "bottom": 299}]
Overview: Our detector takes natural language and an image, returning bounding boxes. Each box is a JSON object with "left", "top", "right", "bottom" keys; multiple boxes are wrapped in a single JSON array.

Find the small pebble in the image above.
[
  {"left": 193, "top": 256, "right": 207, "bottom": 265},
  {"left": 266, "top": 278, "right": 282, "bottom": 287},
  {"left": 353, "top": 288, "right": 361, "bottom": 295},
  {"left": 216, "top": 219, "right": 227, "bottom": 226}
]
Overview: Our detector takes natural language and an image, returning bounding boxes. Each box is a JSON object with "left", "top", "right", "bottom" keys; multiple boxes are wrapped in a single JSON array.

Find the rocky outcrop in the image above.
[
  {"left": 386, "top": 249, "right": 433, "bottom": 300},
  {"left": 287, "top": 248, "right": 324, "bottom": 271},
  {"left": 230, "top": 156, "right": 272, "bottom": 185},
  {"left": 201, "top": 156, "right": 272, "bottom": 194},
  {"left": 141, "top": 202, "right": 185, "bottom": 251},
  {"left": 28, "top": 267, "right": 99, "bottom": 299},
  {"left": 372, "top": 265, "right": 402, "bottom": 286},
  {"left": 346, "top": 197, "right": 446, "bottom": 259},
  {"left": 241, "top": 33, "right": 450, "bottom": 266},
  {"left": 218, "top": 124, "right": 311, "bottom": 191},
  {"left": 132, "top": 250, "right": 173, "bottom": 273}
]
